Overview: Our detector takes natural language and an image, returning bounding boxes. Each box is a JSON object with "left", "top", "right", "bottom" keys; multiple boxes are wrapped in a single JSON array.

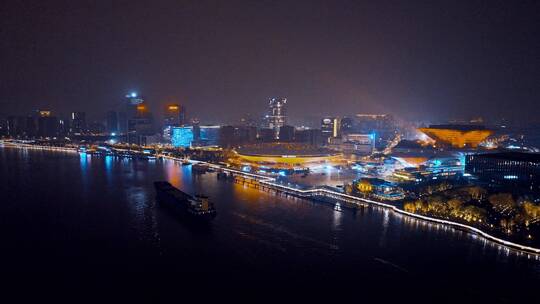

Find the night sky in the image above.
[{"left": 1, "top": 0, "right": 540, "bottom": 124}]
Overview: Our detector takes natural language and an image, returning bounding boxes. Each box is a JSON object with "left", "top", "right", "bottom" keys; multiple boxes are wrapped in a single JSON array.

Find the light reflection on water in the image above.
[{"left": 3, "top": 147, "right": 540, "bottom": 298}]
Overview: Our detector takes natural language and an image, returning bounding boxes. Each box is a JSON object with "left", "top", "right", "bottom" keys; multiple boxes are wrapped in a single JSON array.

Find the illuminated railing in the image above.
[
  {"left": 15, "top": 150, "right": 539, "bottom": 255},
  {"left": 1, "top": 141, "right": 78, "bottom": 153},
  {"left": 170, "top": 157, "right": 540, "bottom": 255}
]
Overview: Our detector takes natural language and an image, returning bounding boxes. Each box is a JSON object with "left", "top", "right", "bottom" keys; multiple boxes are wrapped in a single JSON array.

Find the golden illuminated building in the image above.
[
  {"left": 357, "top": 180, "right": 373, "bottom": 193},
  {"left": 233, "top": 143, "right": 344, "bottom": 169},
  {"left": 136, "top": 104, "right": 147, "bottom": 112},
  {"left": 418, "top": 125, "right": 493, "bottom": 148},
  {"left": 39, "top": 110, "right": 51, "bottom": 117}
]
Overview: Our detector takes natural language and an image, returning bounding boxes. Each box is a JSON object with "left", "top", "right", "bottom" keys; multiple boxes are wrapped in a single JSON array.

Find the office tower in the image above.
[
  {"left": 6, "top": 116, "right": 20, "bottom": 137},
  {"left": 88, "top": 121, "right": 106, "bottom": 134},
  {"left": 266, "top": 97, "right": 287, "bottom": 140},
  {"left": 466, "top": 152, "right": 540, "bottom": 192},
  {"left": 278, "top": 125, "right": 295, "bottom": 142},
  {"left": 106, "top": 111, "right": 119, "bottom": 134},
  {"left": 295, "top": 128, "right": 323, "bottom": 146},
  {"left": 171, "top": 126, "right": 194, "bottom": 148},
  {"left": 197, "top": 126, "right": 220, "bottom": 146},
  {"left": 219, "top": 126, "right": 258, "bottom": 148},
  {"left": 124, "top": 93, "right": 154, "bottom": 144},
  {"left": 355, "top": 114, "right": 397, "bottom": 149},
  {"left": 37, "top": 110, "right": 59, "bottom": 138},
  {"left": 0, "top": 118, "right": 7, "bottom": 136},
  {"left": 164, "top": 104, "right": 186, "bottom": 127},
  {"left": 258, "top": 128, "right": 275, "bottom": 143},
  {"left": 321, "top": 117, "right": 340, "bottom": 143},
  {"left": 70, "top": 112, "right": 86, "bottom": 134},
  {"left": 340, "top": 117, "right": 355, "bottom": 134}
]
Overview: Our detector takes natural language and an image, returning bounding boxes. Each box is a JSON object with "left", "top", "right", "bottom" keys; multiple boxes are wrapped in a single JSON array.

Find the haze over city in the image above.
[
  {"left": 2, "top": 1, "right": 540, "bottom": 303},
  {"left": 2, "top": 0, "right": 540, "bottom": 123}
]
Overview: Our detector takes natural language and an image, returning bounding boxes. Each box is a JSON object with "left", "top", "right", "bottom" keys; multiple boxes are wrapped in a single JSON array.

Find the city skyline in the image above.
[
  {"left": 2, "top": 1, "right": 540, "bottom": 123},
  {"left": 2, "top": 1, "right": 540, "bottom": 301}
]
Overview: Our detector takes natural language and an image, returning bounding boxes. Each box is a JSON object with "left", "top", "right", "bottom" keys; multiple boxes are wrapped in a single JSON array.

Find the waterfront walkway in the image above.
[{"left": 162, "top": 155, "right": 540, "bottom": 255}]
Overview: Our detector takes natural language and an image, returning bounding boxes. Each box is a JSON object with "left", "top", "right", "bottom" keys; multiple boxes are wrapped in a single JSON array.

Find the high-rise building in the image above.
[
  {"left": 37, "top": 110, "right": 60, "bottom": 138},
  {"left": 340, "top": 117, "right": 355, "bottom": 134},
  {"left": 295, "top": 128, "right": 323, "bottom": 146},
  {"left": 6, "top": 116, "right": 20, "bottom": 137},
  {"left": 22, "top": 116, "right": 37, "bottom": 137},
  {"left": 321, "top": 117, "right": 340, "bottom": 143},
  {"left": 171, "top": 126, "right": 194, "bottom": 148},
  {"left": 106, "top": 111, "right": 119, "bottom": 134},
  {"left": 197, "top": 126, "right": 220, "bottom": 146},
  {"left": 355, "top": 114, "right": 397, "bottom": 149},
  {"left": 258, "top": 128, "right": 275, "bottom": 143},
  {"left": 466, "top": 152, "right": 540, "bottom": 192},
  {"left": 88, "top": 121, "right": 106, "bottom": 134},
  {"left": 0, "top": 118, "right": 7, "bottom": 137},
  {"left": 266, "top": 97, "right": 287, "bottom": 140},
  {"left": 6, "top": 116, "right": 37, "bottom": 138},
  {"left": 164, "top": 104, "right": 186, "bottom": 127},
  {"left": 58, "top": 118, "right": 68, "bottom": 137},
  {"left": 124, "top": 93, "right": 154, "bottom": 144},
  {"left": 278, "top": 125, "right": 295, "bottom": 142},
  {"left": 70, "top": 112, "right": 86, "bottom": 134},
  {"left": 219, "top": 126, "right": 258, "bottom": 147},
  {"left": 125, "top": 92, "right": 145, "bottom": 107}
]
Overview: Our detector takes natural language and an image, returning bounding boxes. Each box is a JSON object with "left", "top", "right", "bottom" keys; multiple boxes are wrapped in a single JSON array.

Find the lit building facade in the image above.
[
  {"left": 418, "top": 125, "right": 493, "bottom": 148},
  {"left": 326, "top": 133, "right": 374, "bottom": 154},
  {"left": 321, "top": 117, "right": 340, "bottom": 143},
  {"left": 124, "top": 93, "right": 154, "bottom": 144},
  {"left": 233, "top": 143, "right": 344, "bottom": 170},
  {"left": 354, "top": 114, "right": 396, "bottom": 149},
  {"left": 466, "top": 152, "right": 540, "bottom": 191},
  {"left": 164, "top": 104, "right": 186, "bottom": 127},
  {"left": 37, "top": 113, "right": 60, "bottom": 138},
  {"left": 70, "top": 112, "right": 86, "bottom": 134},
  {"left": 219, "top": 126, "right": 257, "bottom": 148},
  {"left": 197, "top": 125, "right": 220, "bottom": 146},
  {"left": 266, "top": 97, "right": 287, "bottom": 140},
  {"left": 171, "top": 126, "right": 194, "bottom": 148}
]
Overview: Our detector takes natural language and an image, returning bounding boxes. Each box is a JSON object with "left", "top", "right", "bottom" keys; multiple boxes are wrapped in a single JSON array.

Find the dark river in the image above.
[{"left": 1, "top": 146, "right": 539, "bottom": 302}]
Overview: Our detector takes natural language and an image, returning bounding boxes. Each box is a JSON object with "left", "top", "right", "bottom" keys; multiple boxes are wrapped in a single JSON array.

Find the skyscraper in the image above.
[
  {"left": 321, "top": 117, "right": 340, "bottom": 143},
  {"left": 266, "top": 97, "right": 287, "bottom": 140},
  {"left": 124, "top": 93, "right": 154, "bottom": 144},
  {"left": 37, "top": 110, "right": 60, "bottom": 138},
  {"left": 164, "top": 104, "right": 186, "bottom": 127},
  {"left": 70, "top": 112, "right": 86, "bottom": 134},
  {"left": 106, "top": 111, "right": 118, "bottom": 134}
]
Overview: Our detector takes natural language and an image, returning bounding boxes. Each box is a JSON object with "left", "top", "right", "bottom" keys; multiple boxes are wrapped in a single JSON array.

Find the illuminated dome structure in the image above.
[
  {"left": 418, "top": 125, "right": 493, "bottom": 148},
  {"left": 233, "top": 143, "right": 343, "bottom": 170}
]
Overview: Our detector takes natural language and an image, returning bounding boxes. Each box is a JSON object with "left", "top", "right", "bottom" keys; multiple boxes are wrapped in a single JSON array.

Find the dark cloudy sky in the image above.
[{"left": 1, "top": 0, "right": 540, "bottom": 124}]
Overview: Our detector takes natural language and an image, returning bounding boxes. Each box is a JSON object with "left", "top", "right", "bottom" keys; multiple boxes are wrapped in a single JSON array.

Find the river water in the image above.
[{"left": 1, "top": 146, "right": 539, "bottom": 302}]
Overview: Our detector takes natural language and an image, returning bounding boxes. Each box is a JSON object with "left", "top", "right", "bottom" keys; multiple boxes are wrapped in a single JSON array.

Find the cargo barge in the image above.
[{"left": 154, "top": 181, "right": 216, "bottom": 221}]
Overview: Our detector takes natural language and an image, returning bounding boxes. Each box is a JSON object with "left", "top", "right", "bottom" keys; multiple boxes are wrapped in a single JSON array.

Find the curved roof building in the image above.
[
  {"left": 418, "top": 125, "right": 493, "bottom": 148},
  {"left": 234, "top": 143, "right": 343, "bottom": 169}
]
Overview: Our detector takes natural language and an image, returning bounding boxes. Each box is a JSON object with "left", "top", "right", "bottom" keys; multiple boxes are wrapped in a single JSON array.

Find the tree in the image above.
[
  {"left": 344, "top": 184, "right": 353, "bottom": 195},
  {"left": 448, "top": 198, "right": 464, "bottom": 210},
  {"left": 414, "top": 199, "right": 428, "bottom": 213},
  {"left": 488, "top": 193, "right": 516, "bottom": 214},
  {"left": 404, "top": 202, "right": 416, "bottom": 213},
  {"left": 521, "top": 201, "right": 540, "bottom": 226},
  {"left": 447, "top": 198, "right": 464, "bottom": 217},
  {"left": 466, "top": 186, "right": 487, "bottom": 201},
  {"left": 461, "top": 205, "right": 487, "bottom": 223}
]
